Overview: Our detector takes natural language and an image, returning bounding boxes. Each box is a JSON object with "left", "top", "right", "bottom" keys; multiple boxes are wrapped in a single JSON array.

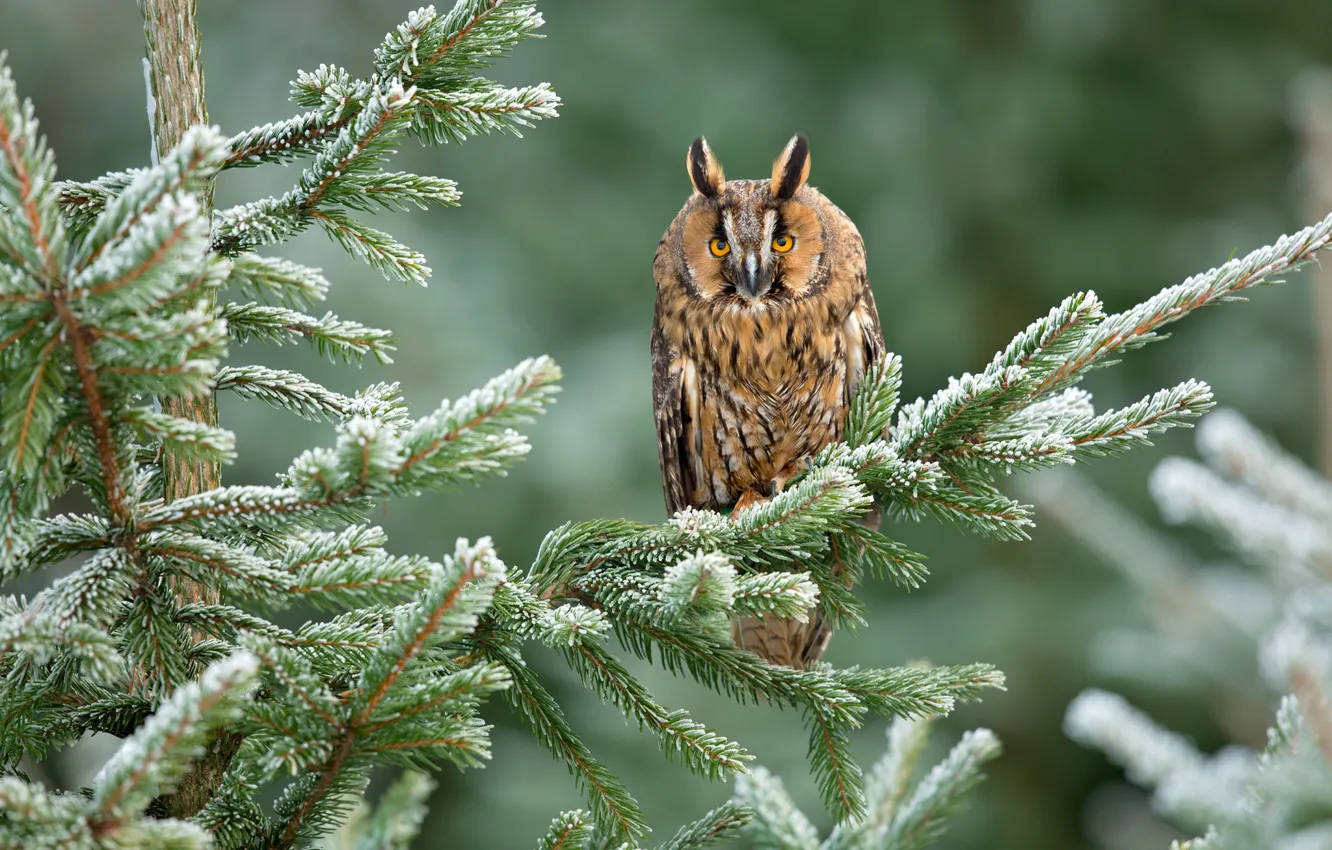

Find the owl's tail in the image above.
[
  {"left": 729, "top": 505, "right": 882, "bottom": 670},
  {"left": 731, "top": 611, "right": 831, "bottom": 670}
]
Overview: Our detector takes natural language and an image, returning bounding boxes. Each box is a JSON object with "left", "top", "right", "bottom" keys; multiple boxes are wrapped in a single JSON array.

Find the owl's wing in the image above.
[
  {"left": 651, "top": 324, "right": 700, "bottom": 515},
  {"left": 846, "top": 276, "right": 887, "bottom": 399},
  {"left": 846, "top": 277, "right": 887, "bottom": 531}
]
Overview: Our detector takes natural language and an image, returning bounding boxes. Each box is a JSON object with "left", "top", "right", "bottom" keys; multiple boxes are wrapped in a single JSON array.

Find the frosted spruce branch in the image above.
[
  {"left": 1049, "top": 411, "right": 1332, "bottom": 848},
  {"left": 786, "top": 213, "right": 1332, "bottom": 556},
  {"left": 732, "top": 716, "right": 1002, "bottom": 850},
  {"left": 0, "top": 654, "right": 258, "bottom": 848},
  {"left": 207, "top": 0, "right": 559, "bottom": 281},
  {"left": 0, "top": 18, "right": 580, "bottom": 844}
]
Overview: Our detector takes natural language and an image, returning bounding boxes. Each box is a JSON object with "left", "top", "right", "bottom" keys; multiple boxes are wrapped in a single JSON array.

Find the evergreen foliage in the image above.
[
  {"left": 0, "top": 1, "right": 1329, "bottom": 847},
  {"left": 732, "top": 716, "right": 1001, "bottom": 850},
  {"left": 1044, "top": 411, "right": 1332, "bottom": 848}
]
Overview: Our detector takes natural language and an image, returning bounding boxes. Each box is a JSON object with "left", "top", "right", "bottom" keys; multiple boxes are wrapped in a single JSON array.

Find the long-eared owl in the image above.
[{"left": 651, "top": 135, "right": 885, "bottom": 669}]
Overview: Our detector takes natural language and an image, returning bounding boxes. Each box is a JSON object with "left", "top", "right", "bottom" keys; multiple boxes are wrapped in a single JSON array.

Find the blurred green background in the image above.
[{"left": 3, "top": 0, "right": 1328, "bottom": 847}]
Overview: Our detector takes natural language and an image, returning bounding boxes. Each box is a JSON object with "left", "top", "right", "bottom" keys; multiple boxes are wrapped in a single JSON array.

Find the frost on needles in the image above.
[
  {"left": 1042, "top": 410, "right": 1332, "bottom": 849},
  {"left": 2, "top": 1, "right": 1332, "bottom": 848}
]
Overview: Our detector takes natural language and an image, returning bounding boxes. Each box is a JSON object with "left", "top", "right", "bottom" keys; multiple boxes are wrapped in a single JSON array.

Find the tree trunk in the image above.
[
  {"left": 1294, "top": 72, "right": 1332, "bottom": 475},
  {"left": 142, "top": 3, "right": 219, "bottom": 505},
  {"left": 141, "top": 0, "right": 227, "bottom": 818}
]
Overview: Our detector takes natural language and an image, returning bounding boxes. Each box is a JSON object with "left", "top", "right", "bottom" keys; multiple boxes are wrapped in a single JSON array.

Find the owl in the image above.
[{"left": 651, "top": 135, "right": 885, "bottom": 669}]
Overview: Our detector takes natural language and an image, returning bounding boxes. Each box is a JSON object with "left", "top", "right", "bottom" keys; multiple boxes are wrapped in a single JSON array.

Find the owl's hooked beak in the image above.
[{"left": 738, "top": 251, "right": 773, "bottom": 301}]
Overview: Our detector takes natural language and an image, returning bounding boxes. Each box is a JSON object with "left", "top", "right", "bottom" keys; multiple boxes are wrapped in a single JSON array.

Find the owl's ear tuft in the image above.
[
  {"left": 770, "top": 134, "right": 811, "bottom": 199},
  {"left": 688, "top": 137, "right": 724, "bottom": 197}
]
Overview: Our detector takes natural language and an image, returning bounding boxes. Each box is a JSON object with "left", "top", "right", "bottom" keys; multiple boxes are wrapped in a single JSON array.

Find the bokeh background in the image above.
[{"left": 3, "top": 1, "right": 1330, "bottom": 847}]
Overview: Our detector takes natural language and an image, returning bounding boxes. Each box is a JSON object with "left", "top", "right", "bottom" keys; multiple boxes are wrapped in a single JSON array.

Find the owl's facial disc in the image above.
[{"left": 679, "top": 182, "right": 820, "bottom": 305}]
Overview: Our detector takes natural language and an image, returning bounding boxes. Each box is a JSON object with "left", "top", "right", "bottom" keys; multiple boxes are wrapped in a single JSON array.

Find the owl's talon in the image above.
[
  {"left": 732, "top": 489, "right": 769, "bottom": 514},
  {"left": 767, "top": 457, "right": 813, "bottom": 496}
]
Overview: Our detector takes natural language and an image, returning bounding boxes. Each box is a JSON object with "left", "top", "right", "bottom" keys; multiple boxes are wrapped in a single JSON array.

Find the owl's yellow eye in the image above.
[
  {"left": 709, "top": 238, "right": 730, "bottom": 257},
  {"left": 772, "top": 234, "right": 795, "bottom": 253}
]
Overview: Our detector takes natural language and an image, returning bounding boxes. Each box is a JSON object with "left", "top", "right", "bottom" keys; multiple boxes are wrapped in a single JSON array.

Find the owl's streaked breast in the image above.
[{"left": 662, "top": 298, "right": 854, "bottom": 507}]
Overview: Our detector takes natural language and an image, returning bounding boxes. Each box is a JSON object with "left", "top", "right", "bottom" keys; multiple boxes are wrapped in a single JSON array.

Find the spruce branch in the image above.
[
  {"left": 373, "top": 1, "right": 547, "bottom": 88},
  {"left": 54, "top": 170, "right": 139, "bottom": 235},
  {"left": 395, "top": 354, "right": 562, "bottom": 489},
  {"left": 215, "top": 365, "right": 357, "bottom": 421},
  {"left": 90, "top": 652, "right": 258, "bottom": 827},
  {"left": 1197, "top": 408, "right": 1332, "bottom": 523},
  {"left": 338, "top": 170, "right": 461, "bottom": 213},
  {"left": 563, "top": 639, "right": 751, "bottom": 780},
  {"left": 843, "top": 354, "right": 902, "bottom": 449},
  {"left": 43, "top": 547, "right": 136, "bottom": 627},
  {"left": 348, "top": 770, "right": 436, "bottom": 850},
  {"left": 313, "top": 207, "right": 430, "bottom": 287},
  {"left": 1042, "top": 409, "right": 1332, "bottom": 845},
  {"left": 1151, "top": 455, "right": 1332, "bottom": 579},
  {"left": 882, "top": 728, "right": 1002, "bottom": 850},
  {"left": 241, "top": 633, "right": 344, "bottom": 734},
  {"left": 290, "top": 63, "right": 371, "bottom": 115},
  {"left": 281, "top": 524, "right": 392, "bottom": 573},
  {"left": 124, "top": 408, "right": 237, "bottom": 465},
  {"left": 1, "top": 332, "right": 66, "bottom": 482},
  {"left": 134, "top": 359, "right": 558, "bottom": 538},
  {"left": 894, "top": 367, "right": 1031, "bottom": 462},
  {"left": 122, "top": 591, "right": 191, "bottom": 696},
  {"left": 223, "top": 253, "right": 330, "bottom": 308},
  {"left": 223, "top": 110, "right": 349, "bottom": 170},
  {"left": 1067, "top": 689, "right": 1209, "bottom": 792},
  {"left": 269, "top": 539, "right": 512, "bottom": 849},
  {"left": 1040, "top": 211, "right": 1332, "bottom": 394},
  {"left": 0, "top": 608, "right": 124, "bottom": 685},
  {"left": 0, "top": 6, "right": 578, "bottom": 846},
  {"left": 73, "top": 124, "right": 225, "bottom": 273},
  {"left": 1066, "top": 379, "right": 1215, "bottom": 460},
  {"left": 140, "top": 531, "right": 288, "bottom": 600},
  {"left": 732, "top": 768, "right": 820, "bottom": 850},
  {"left": 227, "top": 1, "right": 560, "bottom": 170},
  {"left": 221, "top": 302, "right": 396, "bottom": 365},
  {"left": 783, "top": 216, "right": 1332, "bottom": 566},
  {"left": 352, "top": 538, "right": 503, "bottom": 724},
  {"left": 480, "top": 639, "right": 648, "bottom": 844},
  {"left": 659, "top": 551, "right": 740, "bottom": 624},
  {"left": 656, "top": 802, "right": 754, "bottom": 850},
  {"left": 835, "top": 523, "right": 928, "bottom": 589},
  {"left": 410, "top": 82, "right": 560, "bottom": 144},
  {"left": 732, "top": 571, "right": 822, "bottom": 621},
  {"left": 5, "top": 513, "right": 113, "bottom": 579},
  {"left": 535, "top": 810, "right": 593, "bottom": 850},
  {"left": 283, "top": 549, "right": 431, "bottom": 611},
  {"left": 853, "top": 718, "right": 935, "bottom": 839},
  {"left": 986, "top": 290, "right": 1105, "bottom": 378},
  {"left": 0, "top": 52, "right": 64, "bottom": 281},
  {"left": 741, "top": 718, "right": 1002, "bottom": 850},
  {"left": 298, "top": 83, "right": 416, "bottom": 212},
  {"left": 808, "top": 711, "right": 864, "bottom": 819}
]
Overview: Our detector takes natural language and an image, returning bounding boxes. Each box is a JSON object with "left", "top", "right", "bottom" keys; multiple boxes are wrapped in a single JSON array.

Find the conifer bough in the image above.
[
  {"left": 1, "top": 1, "right": 1330, "bottom": 848},
  {"left": 1050, "top": 410, "right": 1332, "bottom": 849}
]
